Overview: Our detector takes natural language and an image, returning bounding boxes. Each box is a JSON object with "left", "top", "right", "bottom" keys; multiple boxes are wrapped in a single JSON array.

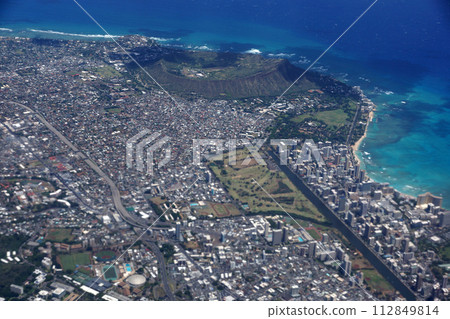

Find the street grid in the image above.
[{"left": 67, "top": 0, "right": 380, "bottom": 300}]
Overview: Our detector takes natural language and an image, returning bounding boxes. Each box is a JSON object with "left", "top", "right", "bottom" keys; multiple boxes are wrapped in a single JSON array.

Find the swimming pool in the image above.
[{"left": 125, "top": 263, "right": 132, "bottom": 272}]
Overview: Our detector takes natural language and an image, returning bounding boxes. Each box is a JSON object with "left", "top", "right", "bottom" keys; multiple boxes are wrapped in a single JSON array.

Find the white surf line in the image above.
[
  {"left": 72, "top": 0, "right": 201, "bottom": 128},
  {"left": 251, "top": 177, "right": 376, "bottom": 301},
  {"left": 76, "top": 177, "right": 200, "bottom": 300},
  {"left": 249, "top": 0, "right": 379, "bottom": 131},
  {"left": 28, "top": 28, "right": 119, "bottom": 38}
]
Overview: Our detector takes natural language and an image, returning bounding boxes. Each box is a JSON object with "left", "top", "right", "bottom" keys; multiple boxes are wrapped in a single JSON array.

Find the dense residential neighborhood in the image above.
[{"left": 0, "top": 35, "right": 448, "bottom": 302}]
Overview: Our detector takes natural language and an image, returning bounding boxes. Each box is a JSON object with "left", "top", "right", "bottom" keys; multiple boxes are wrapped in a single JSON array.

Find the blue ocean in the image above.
[{"left": 1, "top": 0, "right": 449, "bottom": 206}]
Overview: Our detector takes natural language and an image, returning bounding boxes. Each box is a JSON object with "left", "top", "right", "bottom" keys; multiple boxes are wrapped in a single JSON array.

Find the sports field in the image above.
[
  {"left": 103, "top": 265, "right": 118, "bottom": 281},
  {"left": 45, "top": 228, "right": 75, "bottom": 242},
  {"left": 197, "top": 202, "right": 241, "bottom": 218},
  {"left": 58, "top": 252, "right": 91, "bottom": 272},
  {"left": 94, "top": 250, "right": 116, "bottom": 262}
]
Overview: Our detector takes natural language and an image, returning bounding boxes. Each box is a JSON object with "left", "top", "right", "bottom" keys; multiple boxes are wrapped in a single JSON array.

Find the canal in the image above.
[{"left": 267, "top": 150, "right": 418, "bottom": 301}]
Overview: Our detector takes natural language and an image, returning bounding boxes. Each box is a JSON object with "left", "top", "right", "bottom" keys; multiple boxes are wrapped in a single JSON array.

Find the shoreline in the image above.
[
  {"left": 1, "top": 33, "right": 441, "bottom": 207},
  {"left": 351, "top": 108, "right": 374, "bottom": 166},
  {"left": 349, "top": 100, "right": 430, "bottom": 206}
]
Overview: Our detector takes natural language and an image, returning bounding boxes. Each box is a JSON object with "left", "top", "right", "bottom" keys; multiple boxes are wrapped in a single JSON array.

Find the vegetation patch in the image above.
[
  {"left": 94, "top": 250, "right": 116, "bottom": 262},
  {"left": 209, "top": 149, "right": 325, "bottom": 223},
  {"left": 305, "top": 226, "right": 322, "bottom": 241},
  {"left": 103, "top": 265, "right": 118, "bottom": 281},
  {"left": 292, "top": 108, "right": 349, "bottom": 129},
  {"left": 271, "top": 98, "right": 359, "bottom": 143},
  {"left": 104, "top": 107, "right": 122, "bottom": 113},
  {"left": 351, "top": 253, "right": 395, "bottom": 299},
  {"left": 362, "top": 269, "right": 395, "bottom": 297},
  {"left": 0, "top": 235, "right": 32, "bottom": 300},
  {"left": 0, "top": 234, "right": 28, "bottom": 257},
  {"left": 58, "top": 252, "right": 91, "bottom": 272},
  {"left": 0, "top": 263, "right": 34, "bottom": 299},
  {"left": 132, "top": 50, "right": 319, "bottom": 99},
  {"left": 196, "top": 202, "right": 241, "bottom": 218},
  {"left": 95, "top": 65, "right": 122, "bottom": 79},
  {"left": 45, "top": 228, "right": 75, "bottom": 243},
  {"left": 150, "top": 196, "right": 167, "bottom": 205}
]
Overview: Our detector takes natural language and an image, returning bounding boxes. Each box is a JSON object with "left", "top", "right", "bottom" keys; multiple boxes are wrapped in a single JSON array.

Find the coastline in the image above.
[
  {"left": 351, "top": 108, "right": 374, "bottom": 165},
  {"left": 350, "top": 99, "right": 420, "bottom": 204},
  {"left": 0, "top": 32, "right": 442, "bottom": 206}
]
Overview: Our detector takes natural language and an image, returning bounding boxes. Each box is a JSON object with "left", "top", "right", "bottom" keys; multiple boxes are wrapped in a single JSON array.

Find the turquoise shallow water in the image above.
[
  {"left": 1, "top": 0, "right": 449, "bottom": 206},
  {"left": 357, "top": 81, "right": 450, "bottom": 207}
]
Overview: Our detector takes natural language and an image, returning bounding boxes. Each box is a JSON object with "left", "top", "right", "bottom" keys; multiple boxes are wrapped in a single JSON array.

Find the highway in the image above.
[
  {"left": 0, "top": 120, "right": 95, "bottom": 211},
  {"left": 6, "top": 101, "right": 179, "bottom": 299},
  {"left": 7, "top": 101, "right": 142, "bottom": 228},
  {"left": 267, "top": 149, "right": 419, "bottom": 301},
  {"left": 144, "top": 240, "right": 176, "bottom": 300}
]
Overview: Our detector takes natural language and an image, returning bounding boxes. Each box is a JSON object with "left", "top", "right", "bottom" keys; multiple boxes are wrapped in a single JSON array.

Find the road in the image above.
[
  {"left": 5, "top": 101, "right": 180, "bottom": 298},
  {"left": 144, "top": 240, "right": 176, "bottom": 300},
  {"left": 6, "top": 101, "right": 142, "bottom": 228},
  {"left": 267, "top": 149, "right": 419, "bottom": 301},
  {"left": 7, "top": 100, "right": 238, "bottom": 300},
  {"left": 0, "top": 120, "right": 95, "bottom": 211},
  {"left": 346, "top": 98, "right": 362, "bottom": 146},
  {"left": 172, "top": 240, "right": 240, "bottom": 300}
]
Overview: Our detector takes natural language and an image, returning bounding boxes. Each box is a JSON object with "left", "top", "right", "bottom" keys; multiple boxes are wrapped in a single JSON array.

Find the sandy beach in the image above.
[{"left": 352, "top": 109, "right": 374, "bottom": 165}]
